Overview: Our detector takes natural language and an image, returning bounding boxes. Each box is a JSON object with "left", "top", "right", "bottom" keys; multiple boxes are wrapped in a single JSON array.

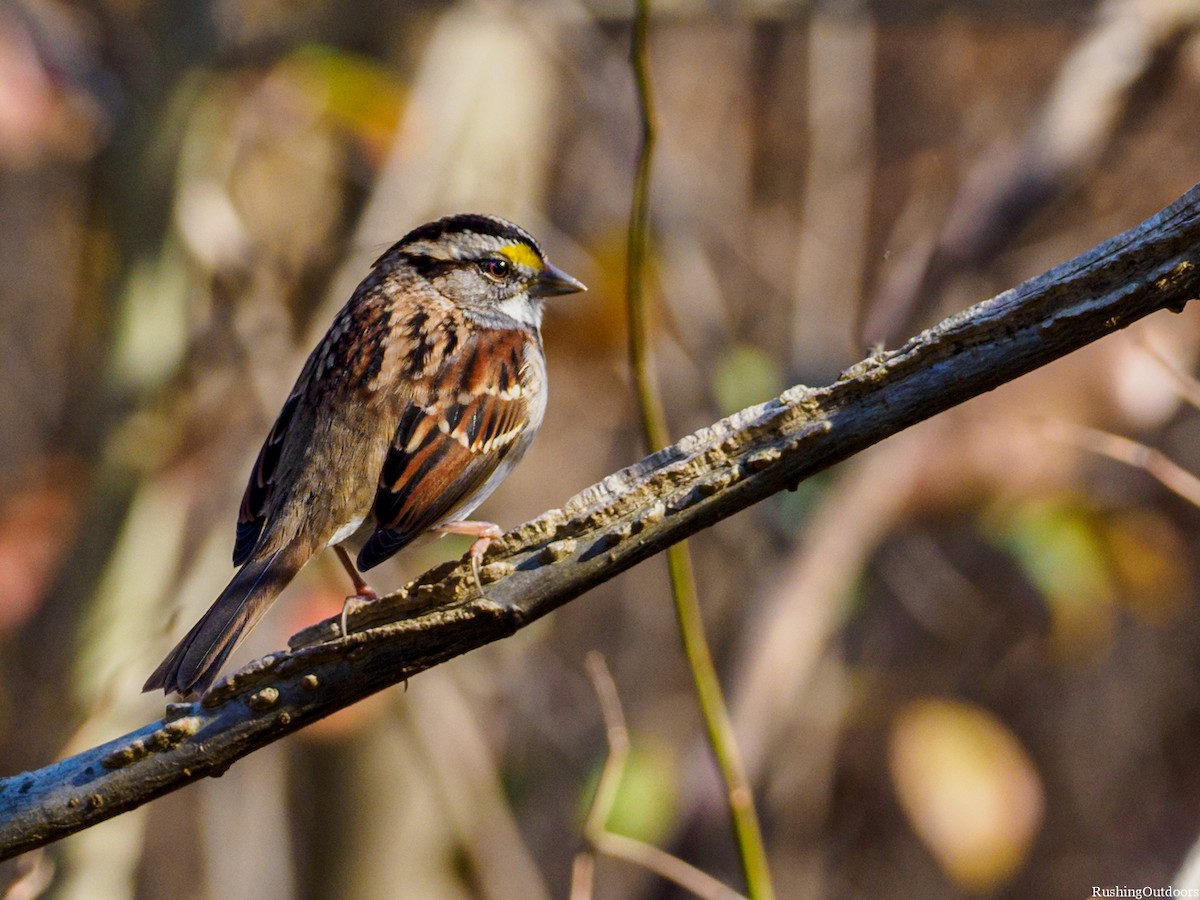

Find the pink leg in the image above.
[
  {"left": 436, "top": 520, "right": 502, "bottom": 594},
  {"left": 335, "top": 545, "right": 378, "bottom": 637}
]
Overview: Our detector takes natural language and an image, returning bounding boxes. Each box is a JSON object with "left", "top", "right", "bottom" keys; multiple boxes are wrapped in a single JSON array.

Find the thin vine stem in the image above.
[{"left": 624, "top": 3, "right": 775, "bottom": 897}]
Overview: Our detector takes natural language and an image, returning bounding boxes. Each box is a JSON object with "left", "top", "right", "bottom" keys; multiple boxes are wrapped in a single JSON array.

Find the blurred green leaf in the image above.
[
  {"left": 713, "top": 343, "right": 783, "bottom": 417},
  {"left": 110, "top": 249, "right": 190, "bottom": 392},
  {"left": 997, "top": 499, "right": 1108, "bottom": 598},
  {"left": 583, "top": 736, "right": 679, "bottom": 846},
  {"left": 988, "top": 496, "right": 1115, "bottom": 655}
]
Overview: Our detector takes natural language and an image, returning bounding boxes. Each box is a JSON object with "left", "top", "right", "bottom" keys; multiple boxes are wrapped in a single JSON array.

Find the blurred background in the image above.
[{"left": 2, "top": 0, "right": 1200, "bottom": 897}]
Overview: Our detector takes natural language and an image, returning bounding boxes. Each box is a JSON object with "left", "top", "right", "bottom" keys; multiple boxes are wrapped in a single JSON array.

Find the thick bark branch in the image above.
[{"left": 3, "top": 184, "right": 1200, "bottom": 860}]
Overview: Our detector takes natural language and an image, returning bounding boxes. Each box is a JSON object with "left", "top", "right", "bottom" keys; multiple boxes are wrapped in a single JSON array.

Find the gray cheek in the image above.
[{"left": 431, "top": 269, "right": 477, "bottom": 302}]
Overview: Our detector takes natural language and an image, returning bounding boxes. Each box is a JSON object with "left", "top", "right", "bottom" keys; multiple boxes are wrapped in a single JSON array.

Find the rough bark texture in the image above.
[{"left": 2, "top": 183, "right": 1200, "bottom": 860}]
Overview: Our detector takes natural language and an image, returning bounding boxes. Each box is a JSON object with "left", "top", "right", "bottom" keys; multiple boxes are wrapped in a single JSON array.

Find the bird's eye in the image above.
[{"left": 478, "top": 258, "right": 511, "bottom": 281}]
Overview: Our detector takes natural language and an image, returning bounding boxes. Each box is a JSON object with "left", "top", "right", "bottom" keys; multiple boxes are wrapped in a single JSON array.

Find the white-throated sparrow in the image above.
[{"left": 144, "top": 214, "right": 586, "bottom": 696}]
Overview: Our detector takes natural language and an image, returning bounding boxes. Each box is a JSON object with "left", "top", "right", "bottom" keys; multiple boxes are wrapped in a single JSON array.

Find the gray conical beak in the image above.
[{"left": 531, "top": 262, "right": 587, "bottom": 297}]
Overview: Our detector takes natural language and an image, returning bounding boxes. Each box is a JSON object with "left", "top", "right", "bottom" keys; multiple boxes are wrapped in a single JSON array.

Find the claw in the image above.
[
  {"left": 468, "top": 542, "right": 486, "bottom": 596},
  {"left": 437, "top": 520, "right": 503, "bottom": 597},
  {"left": 335, "top": 544, "right": 378, "bottom": 638},
  {"left": 340, "top": 588, "right": 377, "bottom": 639}
]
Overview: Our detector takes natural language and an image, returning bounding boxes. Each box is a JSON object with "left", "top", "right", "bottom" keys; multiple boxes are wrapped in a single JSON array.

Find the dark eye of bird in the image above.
[{"left": 478, "top": 258, "right": 511, "bottom": 281}]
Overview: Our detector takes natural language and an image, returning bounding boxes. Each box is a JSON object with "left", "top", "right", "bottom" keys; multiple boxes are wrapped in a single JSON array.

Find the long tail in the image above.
[{"left": 143, "top": 546, "right": 304, "bottom": 696}]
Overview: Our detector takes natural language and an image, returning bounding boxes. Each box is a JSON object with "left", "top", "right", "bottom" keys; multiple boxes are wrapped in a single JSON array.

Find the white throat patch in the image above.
[{"left": 497, "top": 294, "right": 543, "bottom": 329}]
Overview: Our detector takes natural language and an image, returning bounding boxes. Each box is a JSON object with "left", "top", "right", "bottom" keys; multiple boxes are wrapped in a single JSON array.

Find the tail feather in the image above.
[{"left": 143, "top": 547, "right": 301, "bottom": 696}]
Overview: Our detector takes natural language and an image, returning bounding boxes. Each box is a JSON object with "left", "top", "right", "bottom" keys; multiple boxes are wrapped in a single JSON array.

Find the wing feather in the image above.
[
  {"left": 233, "top": 389, "right": 302, "bottom": 565},
  {"left": 356, "top": 328, "right": 537, "bottom": 571}
]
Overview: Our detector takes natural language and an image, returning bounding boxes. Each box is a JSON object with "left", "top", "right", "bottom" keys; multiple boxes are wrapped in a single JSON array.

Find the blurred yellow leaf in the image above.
[
  {"left": 888, "top": 698, "right": 1044, "bottom": 892},
  {"left": 279, "top": 45, "right": 406, "bottom": 164},
  {"left": 1101, "top": 509, "right": 1188, "bottom": 625}
]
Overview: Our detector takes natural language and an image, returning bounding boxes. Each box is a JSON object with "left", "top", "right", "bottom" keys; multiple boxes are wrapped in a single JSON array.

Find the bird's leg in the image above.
[
  {"left": 335, "top": 544, "right": 377, "bottom": 638},
  {"left": 436, "top": 520, "right": 503, "bottom": 595}
]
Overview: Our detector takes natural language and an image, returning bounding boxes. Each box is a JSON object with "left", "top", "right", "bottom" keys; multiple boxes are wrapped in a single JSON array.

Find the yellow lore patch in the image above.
[{"left": 498, "top": 242, "right": 543, "bottom": 270}]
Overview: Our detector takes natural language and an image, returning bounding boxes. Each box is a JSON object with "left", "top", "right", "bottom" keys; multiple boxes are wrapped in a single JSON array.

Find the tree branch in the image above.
[{"left": 3, "top": 183, "right": 1200, "bottom": 860}]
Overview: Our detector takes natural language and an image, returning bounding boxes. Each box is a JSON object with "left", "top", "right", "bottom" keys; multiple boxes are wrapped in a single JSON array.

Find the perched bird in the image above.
[{"left": 144, "top": 214, "right": 586, "bottom": 696}]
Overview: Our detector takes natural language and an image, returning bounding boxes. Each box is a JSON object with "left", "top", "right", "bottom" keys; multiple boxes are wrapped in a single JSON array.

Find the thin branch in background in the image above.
[
  {"left": 1042, "top": 419, "right": 1200, "bottom": 507},
  {"left": 1175, "top": 830, "right": 1200, "bottom": 891},
  {"left": 571, "top": 652, "right": 746, "bottom": 900},
  {"left": 624, "top": 2, "right": 775, "bottom": 897},
  {"left": 580, "top": 652, "right": 628, "bottom": 862},
  {"left": 1136, "top": 337, "right": 1200, "bottom": 412},
  {"left": 397, "top": 678, "right": 551, "bottom": 898},
  {"left": 568, "top": 854, "right": 595, "bottom": 900},
  {"left": 795, "top": 10, "right": 876, "bottom": 369},
  {"left": 2, "top": 850, "right": 53, "bottom": 900},
  {"left": 862, "top": 0, "right": 1200, "bottom": 347}
]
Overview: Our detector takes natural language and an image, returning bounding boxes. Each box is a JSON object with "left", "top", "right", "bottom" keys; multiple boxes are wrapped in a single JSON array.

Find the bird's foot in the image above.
[
  {"left": 436, "top": 520, "right": 503, "bottom": 596},
  {"left": 333, "top": 543, "right": 381, "bottom": 637},
  {"left": 340, "top": 585, "right": 378, "bottom": 639}
]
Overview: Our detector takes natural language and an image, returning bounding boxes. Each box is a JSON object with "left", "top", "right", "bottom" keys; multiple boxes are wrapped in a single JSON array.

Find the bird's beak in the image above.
[{"left": 530, "top": 262, "right": 587, "bottom": 297}]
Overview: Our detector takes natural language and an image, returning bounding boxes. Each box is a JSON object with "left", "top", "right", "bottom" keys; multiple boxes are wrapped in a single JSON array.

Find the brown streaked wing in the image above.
[
  {"left": 356, "top": 328, "right": 533, "bottom": 571},
  {"left": 233, "top": 388, "right": 303, "bottom": 566}
]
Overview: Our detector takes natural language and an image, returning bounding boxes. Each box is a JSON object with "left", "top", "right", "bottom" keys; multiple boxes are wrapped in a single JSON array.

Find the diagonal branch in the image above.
[{"left": 3, "top": 183, "right": 1200, "bottom": 860}]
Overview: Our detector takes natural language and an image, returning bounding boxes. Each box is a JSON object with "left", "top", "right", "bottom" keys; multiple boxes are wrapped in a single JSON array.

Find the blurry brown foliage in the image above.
[{"left": 2, "top": 1, "right": 1200, "bottom": 898}]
